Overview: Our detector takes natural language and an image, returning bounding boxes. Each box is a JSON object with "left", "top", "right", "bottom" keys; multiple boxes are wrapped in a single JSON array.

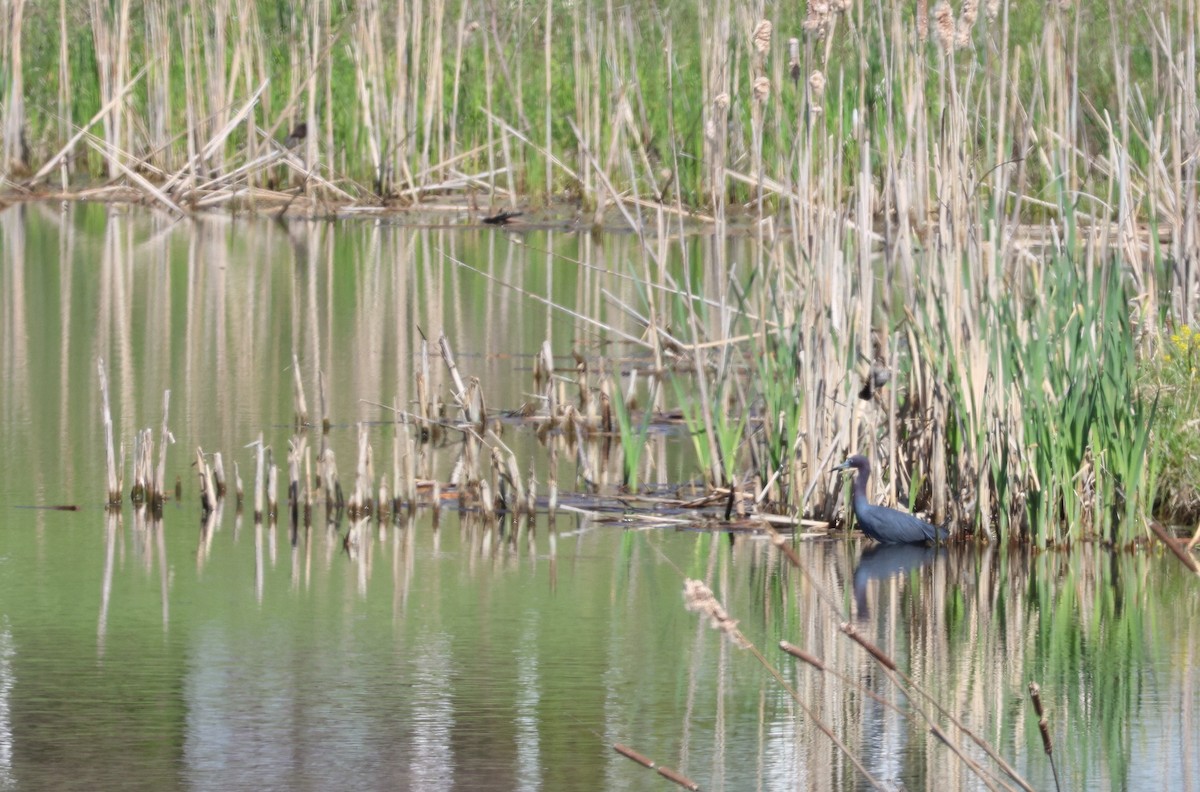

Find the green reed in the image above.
[{"left": 611, "top": 379, "right": 649, "bottom": 492}]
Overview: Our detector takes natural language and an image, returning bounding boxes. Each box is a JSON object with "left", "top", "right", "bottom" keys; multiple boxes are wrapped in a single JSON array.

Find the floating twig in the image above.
[{"left": 1148, "top": 520, "right": 1200, "bottom": 575}]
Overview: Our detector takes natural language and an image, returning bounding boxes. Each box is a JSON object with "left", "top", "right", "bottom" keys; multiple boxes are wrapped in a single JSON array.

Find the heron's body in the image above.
[{"left": 835, "top": 455, "right": 948, "bottom": 544}]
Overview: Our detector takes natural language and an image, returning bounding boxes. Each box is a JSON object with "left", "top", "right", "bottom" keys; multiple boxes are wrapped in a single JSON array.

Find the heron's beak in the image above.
[{"left": 833, "top": 460, "right": 851, "bottom": 472}]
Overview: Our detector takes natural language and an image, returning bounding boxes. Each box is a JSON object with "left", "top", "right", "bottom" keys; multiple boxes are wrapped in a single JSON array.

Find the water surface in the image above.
[{"left": 0, "top": 204, "right": 1197, "bottom": 791}]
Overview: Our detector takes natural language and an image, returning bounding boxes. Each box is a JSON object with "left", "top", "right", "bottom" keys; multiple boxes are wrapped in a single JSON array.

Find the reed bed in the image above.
[
  {"left": 2, "top": 0, "right": 1195, "bottom": 544},
  {"left": 0, "top": 2, "right": 1180, "bottom": 220},
  {"left": 64, "top": 206, "right": 1191, "bottom": 554}
]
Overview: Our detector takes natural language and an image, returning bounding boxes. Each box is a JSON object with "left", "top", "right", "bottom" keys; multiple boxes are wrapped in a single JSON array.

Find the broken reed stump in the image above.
[
  {"left": 153, "top": 389, "right": 171, "bottom": 510},
  {"left": 213, "top": 452, "right": 227, "bottom": 497},
  {"left": 98, "top": 358, "right": 120, "bottom": 507},
  {"left": 131, "top": 429, "right": 150, "bottom": 505},
  {"left": 252, "top": 433, "right": 265, "bottom": 523},
  {"left": 234, "top": 461, "right": 244, "bottom": 509},
  {"left": 348, "top": 422, "right": 372, "bottom": 519},
  {"left": 464, "top": 377, "right": 487, "bottom": 435},
  {"left": 196, "top": 447, "right": 217, "bottom": 517},
  {"left": 288, "top": 435, "right": 305, "bottom": 530},
  {"left": 267, "top": 458, "right": 278, "bottom": 522},
  {"left": 303, "top": 444, "right": 313, "bottom": 526},
  {"left": 377, "top": 479, "right": 390, "bottom": 524},
  {"left": 321, "top": 447, "right": 344, "bottom": 521}
]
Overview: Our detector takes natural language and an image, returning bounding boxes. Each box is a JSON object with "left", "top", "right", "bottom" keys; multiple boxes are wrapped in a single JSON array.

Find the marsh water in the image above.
[{"left": 0, "top": 203, "right": 1197, "bottom": 791}]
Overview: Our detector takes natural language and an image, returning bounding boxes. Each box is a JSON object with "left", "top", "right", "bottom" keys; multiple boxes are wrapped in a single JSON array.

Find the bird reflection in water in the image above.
[{"left": 852, "top": 543, "right": 945, "bottom": 620}]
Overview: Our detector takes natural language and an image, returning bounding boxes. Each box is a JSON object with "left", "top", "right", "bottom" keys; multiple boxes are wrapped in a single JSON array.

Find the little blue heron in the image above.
[{"left": 834, "top": 455, "right": 949, "bottom": 544}]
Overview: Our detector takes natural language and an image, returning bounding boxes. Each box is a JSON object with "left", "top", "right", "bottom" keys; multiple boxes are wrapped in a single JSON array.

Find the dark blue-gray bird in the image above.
[{"left": 834, "top": 455, "right": 949, "bottom": 544}]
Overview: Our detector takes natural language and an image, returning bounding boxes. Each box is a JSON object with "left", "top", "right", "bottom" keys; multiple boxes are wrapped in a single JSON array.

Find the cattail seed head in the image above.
[
  {"left": 955, "top": 0, "right": 978, "bottom": 48},
  {"left": 684, "top": 579, "right": 750, "bottom": 648},
  {"left": 803, "top": 1, "right": 832, "bottom": 37},
  {"left": 932, "top": 0, "right": 955, "bottom": 53},
  {"left": 753, "top": 75, "right": 770, "bottom": 103},
  {"left": 752, "top": 19, "right": 772, "bottom": 56},
  {"left": 809, "top": 70, "right": 826, "bottom": 102}
]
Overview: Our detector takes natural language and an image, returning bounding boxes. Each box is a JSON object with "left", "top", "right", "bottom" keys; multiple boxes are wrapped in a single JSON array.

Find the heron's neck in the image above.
[{"left": 853, "top": 468, "right": 870, "bottom": 503}]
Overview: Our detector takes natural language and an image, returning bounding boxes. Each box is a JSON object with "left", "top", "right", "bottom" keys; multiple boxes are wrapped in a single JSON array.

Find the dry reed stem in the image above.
[
  {"left": 1148, "top": 520, "right": 1200, "bottom": 575},
  {"left": 682, "top": 577, "right": 887, "bottom": 789},
  {"left": 154, "top": 390, "right": 171, "bottom": 507},
  {"left": 251, "top": 432, "right": 265, "bottom": 523},
  {"left": 81, "top": 135, "right": 184, "bottom": 215},
  {"left": 612, "top": 743, "right": 655, "bottom": 768},
  {"left": 655, "top": 766, "right": 699, "bottom": 791},
  {"left": 766, "top": 527, "right": 1035, "bottom": 791}
]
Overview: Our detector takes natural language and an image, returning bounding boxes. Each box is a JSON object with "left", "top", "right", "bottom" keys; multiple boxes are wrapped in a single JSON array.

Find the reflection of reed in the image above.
[
  {"left": 852, "top": 543, "right": 942, "bottom": 620},
  {"left": 96, "top": 511, "right": 119, "bottom": 659}
]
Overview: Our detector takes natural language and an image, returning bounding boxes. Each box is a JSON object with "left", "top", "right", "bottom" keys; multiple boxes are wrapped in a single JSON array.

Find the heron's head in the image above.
[{"left": 834, "top": 455, "right": 871, "bottom": 474}]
